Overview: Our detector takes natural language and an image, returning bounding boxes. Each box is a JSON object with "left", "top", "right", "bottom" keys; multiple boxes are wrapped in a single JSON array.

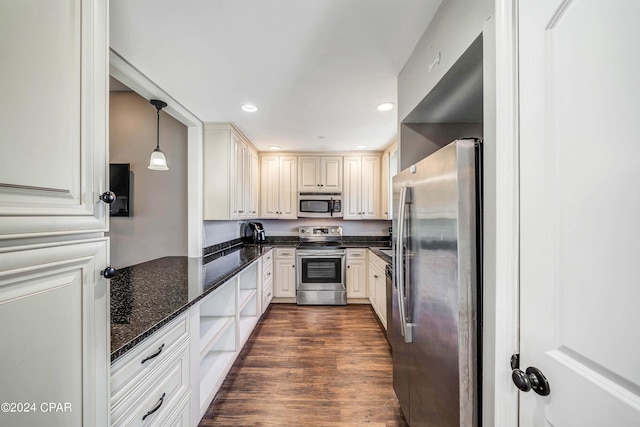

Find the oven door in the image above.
[{"left": 296, "top": 250, "right": 346, "bottom": 305}]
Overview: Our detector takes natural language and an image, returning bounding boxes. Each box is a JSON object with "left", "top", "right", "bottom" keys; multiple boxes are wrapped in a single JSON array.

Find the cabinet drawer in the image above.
[
  {"left": 275, "top": 248, "right": 295, "bottom": 258},
  {"left": 347, "top": 249, "right": 366, "bottom": 259},
  {"left": 161, "top": 391, "right": 191, "bottom": 427},
  {"left": 262, "top": 280, "right": 274, "bottom": 308},
  {"left": 111, "top": 314, "right": 189, "bottom": 404},
  {"left": 263, "top": 261, "right": 273, "bottom": 282},
  {"left": 112, "top": 340, "right": 190, "bottom": 426}
]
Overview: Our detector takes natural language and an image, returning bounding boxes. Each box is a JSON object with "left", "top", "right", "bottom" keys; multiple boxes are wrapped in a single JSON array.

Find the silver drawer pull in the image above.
[
  {"left": 142, "top": 392, "right": 165, "bottom": 421},
  {"left": 141, "top": 343, "right": 164, "bottom": 364}
]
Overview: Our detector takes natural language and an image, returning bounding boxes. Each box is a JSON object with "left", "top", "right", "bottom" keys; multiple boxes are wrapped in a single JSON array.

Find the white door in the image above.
[{"left": 519, "top": 0, "right": 640, "bottom": 425}]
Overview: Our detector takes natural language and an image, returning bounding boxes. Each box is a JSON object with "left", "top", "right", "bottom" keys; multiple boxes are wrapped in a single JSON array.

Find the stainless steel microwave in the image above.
[{"left": 297, "top": 192, "right": 343, "bottom": 218}]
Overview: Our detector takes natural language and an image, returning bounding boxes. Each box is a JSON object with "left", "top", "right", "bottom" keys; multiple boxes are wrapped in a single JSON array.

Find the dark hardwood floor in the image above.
[{"left": 199, "top": 304, "right": 408, "bottom": 426}]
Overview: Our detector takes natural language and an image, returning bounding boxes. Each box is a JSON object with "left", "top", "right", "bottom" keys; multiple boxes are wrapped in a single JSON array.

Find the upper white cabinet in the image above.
[
  {"left": 203, "top": 123, "right": 259, "bottom": 220},
  {"left": 0, "top": 0, "right": 108, "bottom": 240},
  {"left": 260, "top": 156, "right": 297, "bottom": 219},
  {"left": 343, "top": 156, "right": 381, "bottom": 220},
  {"left": 298, "top": 156, "right": 342, "bottom": 192}
]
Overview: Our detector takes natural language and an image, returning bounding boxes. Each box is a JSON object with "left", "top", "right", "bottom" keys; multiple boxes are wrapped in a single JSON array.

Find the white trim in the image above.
[
  {"left": 109, "top": 49, "right": 204, "bottom": 258},
  {"left": 492, "top": 0, "right": 520, "bottom": 425}
]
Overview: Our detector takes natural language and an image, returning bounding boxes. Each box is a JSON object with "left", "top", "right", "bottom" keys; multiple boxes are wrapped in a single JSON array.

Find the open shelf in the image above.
[
  {"left": 238, "top": 289, "right": 257, "bottom": 312},
  {"left": 199, "top": 350, "right": 236, "bottom": 411},
  {"left": 199, "top": 316, "right": 234, "bottom": 358}
]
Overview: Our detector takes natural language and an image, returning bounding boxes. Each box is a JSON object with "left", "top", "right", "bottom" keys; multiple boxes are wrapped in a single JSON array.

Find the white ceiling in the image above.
[{"left": 110, "top": 0, "right": 442, "bottom": 152}]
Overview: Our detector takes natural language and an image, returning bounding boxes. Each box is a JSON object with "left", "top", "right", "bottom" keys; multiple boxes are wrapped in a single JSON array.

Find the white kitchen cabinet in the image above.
[
  {"left": 260, "top": 156, "right": 297, "bottom": 219},
  {"left": 0, "top": 238, "right": 109, "bottom": 427},
  {"left": 380, "top": 151, "right": 390, "bottom": 220},
  {"left": 111, "top": 313, "right": 191, "bottom": 426},
  {"left": 203, "top": 123, "right": 259, "bottom": 220},
  {"left": 0, "top": 0, "right": 109, "bottom": 240},
  {"left": 261, "top": 250, "right": 274, "bottom": 312},
  {"left": 346, "top": 249, "right": 368, "bottom": 298},
  {"left": 298, "top": 156, "right": 342, "bottom": 192},
  {"left": 0, "top": 2, "right": 109, "bottom": 426},
  {"left": 196, "top": 255, "right": 270, "bottom": 417},
  {"left": 273, "top": 248, "right": 296, "bottom": 298},
  {"left": 343, "top": 156, "right": 381, "bottom": 220},
  {"left": 368, "top": 251, "right": 388, "bottom": 329}
]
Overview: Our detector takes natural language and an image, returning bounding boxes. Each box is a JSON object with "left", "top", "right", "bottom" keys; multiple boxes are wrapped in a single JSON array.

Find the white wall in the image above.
[
  {"left": 203, "top": 220, "right": 243, "bottom": 247},
  {"left": 108, "top": 92, "right": 188, "bottom": 268}
]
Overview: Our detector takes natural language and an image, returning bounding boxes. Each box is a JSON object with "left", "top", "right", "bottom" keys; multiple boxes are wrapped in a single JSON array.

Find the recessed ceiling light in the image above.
[
  {"left": 269, "top": 146, "right": 281, "bottom": 150},
  {"left": 356, "top": 145, "right": 367, "bottom": 149},
  {"left": 241, "top": 104, "right": 258, "bottom": 113},
  {"left": 376, "top": 102, "right": 394, "bottom": 112}
]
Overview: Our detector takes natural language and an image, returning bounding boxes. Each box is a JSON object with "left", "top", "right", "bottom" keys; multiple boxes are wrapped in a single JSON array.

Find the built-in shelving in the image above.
[{"left": 196, "top": 258, "right": 263, "bottom": 416}]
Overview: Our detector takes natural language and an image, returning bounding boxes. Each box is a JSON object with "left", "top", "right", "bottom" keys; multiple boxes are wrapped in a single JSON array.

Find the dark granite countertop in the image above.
[
  {"left": 110, "top": 244, "right": 272, "bottom": 362},
  {"left": 110, "top": 239, "right": 391, "bottom": 362}
]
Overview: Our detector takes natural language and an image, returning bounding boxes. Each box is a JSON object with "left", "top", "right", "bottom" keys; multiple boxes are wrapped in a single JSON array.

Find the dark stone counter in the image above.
[
  {"left": 110, "top": 244, "right": 272, "bottom": 362},
  {"left": 110, "top": 238, "right": 391, "bottom": 362}
]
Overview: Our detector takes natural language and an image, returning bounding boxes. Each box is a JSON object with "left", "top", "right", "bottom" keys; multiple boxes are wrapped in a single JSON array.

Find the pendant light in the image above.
[{"left": 148, "top": 99, "right": 169, "bottom": 170}]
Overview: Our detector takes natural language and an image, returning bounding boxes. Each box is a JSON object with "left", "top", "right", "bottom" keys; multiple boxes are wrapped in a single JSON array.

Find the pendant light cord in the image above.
[{"left": 156, "top": 106, "right": 160, "bottom": 150}]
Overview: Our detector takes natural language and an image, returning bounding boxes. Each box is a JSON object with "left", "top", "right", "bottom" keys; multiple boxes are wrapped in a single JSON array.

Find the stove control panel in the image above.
[{"left": 298, "top": 225, "right": 342, "bottom": 240}]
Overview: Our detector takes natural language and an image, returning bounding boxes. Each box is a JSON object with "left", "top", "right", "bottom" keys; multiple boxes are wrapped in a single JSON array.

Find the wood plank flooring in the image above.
[{"left": 199, "top": 304, "right": 408, "bottom": 426}]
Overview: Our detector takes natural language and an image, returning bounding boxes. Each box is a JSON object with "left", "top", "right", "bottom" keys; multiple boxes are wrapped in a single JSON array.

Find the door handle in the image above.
[
  {"left": 510, "top": 354, "right": 550, "bottom": 396},
  {"left": 396, "top": 186, "right": 413, "bottom": 343}
]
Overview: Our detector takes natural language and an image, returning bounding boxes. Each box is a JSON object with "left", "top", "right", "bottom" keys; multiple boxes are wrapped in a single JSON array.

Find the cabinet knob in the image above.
[
  {"left": 100, "top": 266, "right": 117, "bottom": 279},
  {"left": 99, "top": 191, "right": 116, "bottom": 204}
]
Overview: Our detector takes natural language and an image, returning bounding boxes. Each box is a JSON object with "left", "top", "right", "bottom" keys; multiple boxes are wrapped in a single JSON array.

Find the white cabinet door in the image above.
[
  {"left": 360, "top": 156, "right": 380, "bottom": 219},
  {"left": 320, "top": 157, "right": 343, "bottom": 191},
  {"left": 519, "top": 0, "right": 640, "bottom": 425},
  {"left": 380, "top": 151, "right": 390, "bottom": 220},
  {"left": 343, "top": 157, "right": 362, "bottom": 219},
  {"left": 298, "top": 157, "right": 320, "bottom": 191},
  {"left": 248, "top": 150, "right": 259, "bottom": 218},
  {"left": 274, "top": 258, "right": 296, "bottom": 298},
  {"left": 232, "top": 134, "right": 243, "bottom": 219},
  {"left": 260, "top": 156, "right": 280, "bottom": 219},
  {"left": 0, "top": 239, "right": 109, "bottom": 427},
  {"left": 346, "top": 250, "right": 367, "bottom": 298},
  {"left": 278, "top": 156, "right": 297, "bottom": 219},
  {"left": 0, "top": 0, "right": 108, "bottom": 240}
]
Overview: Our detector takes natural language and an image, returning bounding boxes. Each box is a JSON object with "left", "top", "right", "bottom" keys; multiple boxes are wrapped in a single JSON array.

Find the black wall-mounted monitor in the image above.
[{"left": 109, "top": 163, "right": 131, "bottom": 217}]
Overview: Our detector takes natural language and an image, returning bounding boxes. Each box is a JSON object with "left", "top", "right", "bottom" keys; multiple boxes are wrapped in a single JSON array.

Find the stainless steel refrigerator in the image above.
[{"left": 391, "top": 139, "right": 481, "bottom": 426}]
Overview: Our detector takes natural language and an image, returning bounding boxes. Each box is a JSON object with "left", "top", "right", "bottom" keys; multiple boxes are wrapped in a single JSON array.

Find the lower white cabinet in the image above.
[
  {"left": 274, "top": 248, "right": 296, "bottom": 298},
  {"left": 111, "top": 313, "right": 191, "bottom": 426},
  {"left": 261, "top": 251, "right": 274, "bottom": 312},
  {"left": 346, "top": 249, "right": 368, "bottom": 298},
  {"left": 368, "top": 251, "right": 388, "bottom": 329},
  {"left": 0, "top": 239, "right": 109, "bottom": 427},
  {"left": 111, "top": 251, "right": 273, "bottom": 426}
]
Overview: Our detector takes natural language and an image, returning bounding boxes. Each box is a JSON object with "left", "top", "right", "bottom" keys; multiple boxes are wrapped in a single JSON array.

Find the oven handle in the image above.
[{"left": 296, "top": 252, "right": 346, "bottom": 257}]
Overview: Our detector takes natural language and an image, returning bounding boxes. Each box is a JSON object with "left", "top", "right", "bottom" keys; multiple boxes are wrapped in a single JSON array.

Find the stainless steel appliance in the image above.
[
  {"left": 297, "top": 192, "right": 343, "bottom": 218},
  {"left": 296, "top": 225, "right": 346, "bottom": 305},
  {"left": 392, "top": 139, "right": 482, "bottom": 426}
]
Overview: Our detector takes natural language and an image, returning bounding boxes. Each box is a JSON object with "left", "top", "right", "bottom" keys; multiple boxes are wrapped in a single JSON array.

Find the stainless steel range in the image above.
[{"left": 296, "top": 226, "right": 346, "bottom": 305}]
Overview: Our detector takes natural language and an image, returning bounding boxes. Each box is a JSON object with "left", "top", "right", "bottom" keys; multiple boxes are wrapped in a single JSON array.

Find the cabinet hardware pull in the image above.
[
  {"left": 142, "top": 392, "right": 165, "bottom": 421},
  {"left": 347, "top": 265, "right": 350, "bottom": 268},
  {"left": 99, "top": 191, "right": 116, "bottom": 204},
  {"left": 267, "top": 272, "right": 271, "bottom": 276},
  {"left": 101, "top": 266, "right": 117, "bottom": 279},
  {"left": 374, "top": 275, "right": 379, "bottom": 279},
  {"left": 141, "top": 343, "right": 165, "bottom": 364}
]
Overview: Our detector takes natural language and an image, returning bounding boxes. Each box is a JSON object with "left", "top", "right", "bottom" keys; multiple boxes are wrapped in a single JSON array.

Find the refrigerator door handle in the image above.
[{"left": 396, "top": 186, "right": 413, "bottom": 343}]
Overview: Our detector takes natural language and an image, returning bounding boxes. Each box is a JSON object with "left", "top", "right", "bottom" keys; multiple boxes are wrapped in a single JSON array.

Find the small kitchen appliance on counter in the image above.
[
  {"left": 244, "top": 222, "right": 266, "bottom": 244},
  {"left": 296, "top": 226, "right": 346, "bottom": 305}
]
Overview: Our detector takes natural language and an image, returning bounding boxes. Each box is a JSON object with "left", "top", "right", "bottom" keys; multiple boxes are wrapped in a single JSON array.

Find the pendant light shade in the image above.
[{"left": 148, "top": 99, "right": 169, "bottom": 171}]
